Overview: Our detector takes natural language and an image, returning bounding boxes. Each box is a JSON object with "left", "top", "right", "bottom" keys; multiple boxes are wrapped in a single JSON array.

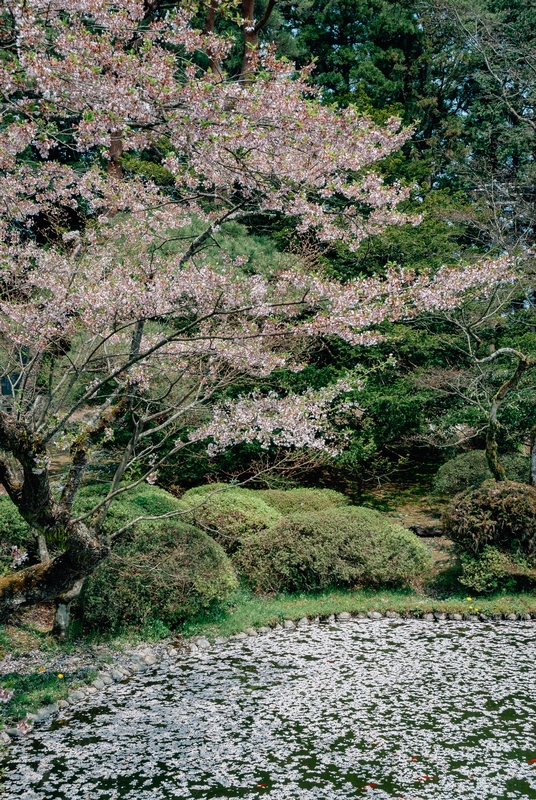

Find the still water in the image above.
[{"left": 4, "top": 620, "right": 536, "bottom": 799}]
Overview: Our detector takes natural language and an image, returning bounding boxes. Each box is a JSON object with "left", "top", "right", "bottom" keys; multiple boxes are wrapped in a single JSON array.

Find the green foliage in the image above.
[
  {"left": 77, "top": 484, "right": 237, "bottom": 633},
  {"left": 459, "top": 546, "right": 511, "bottom": 594},
  {"left": 256, "top": 487, "right": 349, "bottom": 515},
  {"left": 443, "top": 480, "right": 536, "bottom": 559},
  {"left": 180, "top": 483, "right": 233, "bottom": 498},
  {"left": 0, "top": 668, "right": 96, "bottom": 723},
  {"left": 431, "top": 451, "right": 530, "bottom": 497},
  {"left": 0, "top": 496, "right": 31, "bottom": 546},
  {"left": 237, "top": 507, "right": 431, "bottom": 593},
  {"left": 0, "top": 495, "right": 32, "bottom": 572},
  {"left": 180, "top": 485, "right": 281, "bottom": 553}
]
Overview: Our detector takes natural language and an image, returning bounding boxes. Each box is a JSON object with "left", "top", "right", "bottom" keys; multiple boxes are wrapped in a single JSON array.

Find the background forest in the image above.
[{"left": 145, "top": 0, "right": 536, "bottom": 494}]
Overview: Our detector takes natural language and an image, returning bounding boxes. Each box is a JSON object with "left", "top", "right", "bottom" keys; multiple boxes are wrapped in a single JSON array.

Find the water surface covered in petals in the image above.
[{"left": 4, "top": 620, "right": 536, "bottom": 799}]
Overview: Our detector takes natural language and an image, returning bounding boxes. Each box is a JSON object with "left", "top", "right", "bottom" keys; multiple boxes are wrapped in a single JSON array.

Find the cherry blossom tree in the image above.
[{"left": 0, "top": 0, "right": 514, "bottom": 635}]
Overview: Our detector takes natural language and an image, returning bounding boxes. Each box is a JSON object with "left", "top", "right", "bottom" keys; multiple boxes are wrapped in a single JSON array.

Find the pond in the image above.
[{"left": 3, "top": 619, "right": 536, "bottom": 799}]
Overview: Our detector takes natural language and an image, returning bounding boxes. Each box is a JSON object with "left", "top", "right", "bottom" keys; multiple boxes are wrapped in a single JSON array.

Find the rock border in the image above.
[{"left": 2, "top": 609, "right": 534, "bottom": 744}]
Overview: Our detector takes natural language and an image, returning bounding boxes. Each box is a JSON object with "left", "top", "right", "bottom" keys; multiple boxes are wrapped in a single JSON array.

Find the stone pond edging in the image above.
[{"left": 2, "top": 608, "right": 534, "bottom": 745}]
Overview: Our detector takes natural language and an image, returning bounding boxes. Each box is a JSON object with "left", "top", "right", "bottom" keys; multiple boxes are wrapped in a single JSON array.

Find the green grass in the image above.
[
  {"left": 179, "top": 586, "right": 536, "bottom": 640},
  {"left": 1, "top": 669, "right": 97, "bottom": 723}
]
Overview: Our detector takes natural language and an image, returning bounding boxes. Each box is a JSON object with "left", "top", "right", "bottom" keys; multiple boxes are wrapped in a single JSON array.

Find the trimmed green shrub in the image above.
[
  {"left": 443, "top": 480, "right": 536, "bottom": 559},
  {"left": 180, "top": 485, "right": 281, "bottom": 553},
  {"left": 75, "top": 481, "right": 188, "bottom": 523},
  {"left": 181, "top": 483, "right": 233, "bottom": 499},
  {"left": 76, "top": 484, "right": 237, "bottom": 632},
  {"left": 431, "top": 450, "right": 529, "bottom": 497},
  {"left": 237, "top": 507, "right": 431, "bottom": 593},
  {"left": 459, "top": 546, "right": 511, "bottom": 593},
  {"left": 256, "top": 487, "right": 349, "bottom": 515}
]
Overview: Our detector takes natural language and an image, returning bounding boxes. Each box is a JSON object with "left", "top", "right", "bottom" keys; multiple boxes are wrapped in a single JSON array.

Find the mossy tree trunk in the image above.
[
  {"left": 0, "top": 404, "right": 126, "bottom": 637},
  {"left": 478, "top": 348, "right": 535, "bottom": 482}
]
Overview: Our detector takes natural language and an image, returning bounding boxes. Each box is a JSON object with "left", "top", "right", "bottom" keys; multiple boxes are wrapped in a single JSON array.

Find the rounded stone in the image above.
[
  {"left": 434, "top": 612, "right": 446, "bottom": 621},
  {"left": 197, "top": 638, "right": 211, "bottom": 649},
  {"left": 367, "top": 611, "right": 382, "bottom": 620},
  {"left": 448, "top": 613, "right": 463, "bottom": 621},
  {"left": 274, "top": 623, "right": 283, "bottom": 631},
  {"left": 506, "top": 613, "right": 518, "bottom": 621},
  {"left": 68, "top": 690, "right": 86, "bottom": 702},
  {"left": 337, "top": 612, "right": 352, "bottom": 621},
  {"left": 110, "top": 670, "right": 124, "bottom": 682},
  {"left": 85, "top": 686, "right": 97, "bottom": 695},
  {"left": 478, "top": 613, "right": 489, "bottom": 621},
  {"left": 5, "top": 728, "right": 23, "bottom": 739},
  {"left": 326, "top": 614, "right": 335, "bottom": 623},
  {"left": 297, "top": 617, "right": 309, "bottom": 627},
  {"left": 468, "top": 615, "right": 479, "bottom": 622},
  {"left": 423, "top": 613, "right": 434, "bottom": 621},
  {"left": 257, "top": 627, "right": 270, "bottom": 635},
  {"left": 232, "top": 632, "right": 248, "bottom": 640},
  {"left": 92, "top": 679, "right": 105, "bottom": 690},
  {"left": 0, "top": 731, "right": 11, "bottom": 744},
  {"left": 57, "top": 699, "right": 69, "bottom": 710},
  {"left": 385, "top": 611, "right": 400, "bottom": 619},
  {"left": 283, "top": 619, "right": 295, "bottom": 629},
  {"left": 131, "top": 662, "right": 149, "bottom": 672},
  {"left": 214, "top": 636, "right": 228, "bottom": 644},
  {"left": 144, "top": 654, "right": 158, "bottom": 664},
  {"left": 521, "top": 613, "right": 532, "bottom": 621},
  {"left": 245, "top": 628, "right": 258, "bottom": 637}
]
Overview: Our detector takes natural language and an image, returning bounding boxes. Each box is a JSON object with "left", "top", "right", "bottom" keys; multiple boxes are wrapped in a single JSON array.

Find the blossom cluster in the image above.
[{"left": 0, "top": 0, "right": 518, "bottom": 467}]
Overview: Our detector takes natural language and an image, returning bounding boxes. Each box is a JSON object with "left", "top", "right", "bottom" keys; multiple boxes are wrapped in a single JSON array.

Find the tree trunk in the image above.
[
  {"left": 241, "top": 0, "right": 259, "bottom": 83},
  {"left": 206, "top": 1, "right": 224, "bottom": 79},
  {"left": 240, "top": 0, "right": 277, "bottom": 82},
  {"left": 108, "top": 131, "right": 123, "bottom": 179},
  {"left": 38, "top": 532, "right": 49, "bottom": 562},
  {"left": 529, "top": 426, "right": 536, "bottom": 486},
  {"left": 486, "top": 420, "right": 507, "bottom": 481},
  {"left": 52, "top": 578, "right": 85, "bottom": 641},
  {"left": 0, "top": 522, "right": 108, "bottom": 618}
]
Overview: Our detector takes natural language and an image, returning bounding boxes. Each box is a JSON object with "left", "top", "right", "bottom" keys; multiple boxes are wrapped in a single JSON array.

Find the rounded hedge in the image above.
[
  {"left": 256, "top": 487, "right": 349, "bottom": 516},
  {"left": 237, "top": 507, "right": 431, "bottom": 593},
  {"left": 76, "top": 484, "right": 236, "bottom": 632},
  {"left": 443, "top": 480, "right": 536, "bottom": 560},
  {"left": 431, "top": 450, "right": 529, "bottom": 497},
  {"left": 180, "top": 485, "right": 281, "bottom": 553}
]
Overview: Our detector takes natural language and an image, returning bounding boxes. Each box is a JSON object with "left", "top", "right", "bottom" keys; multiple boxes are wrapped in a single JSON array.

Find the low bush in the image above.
[
  {"left": 77, "top": 484, "right": 237, "bottom": 632},
  {"left": 443, "top": 480, "right": 536, "bottom": 559},
  {"left": 180, "top": 485, "right": 281, "bottom": 553},
  {"left": 180, "top": 483, "right": 233, "bottom": 499},
  {"left": 256, "top": 487, "right": 349, "bottom": 515},
  {"left": 459, "top": 546, "right": 511, "bottom": 593},
  {"left": 431, "top": 450, "right": 529, "bottom": 497},
  {"left": 237, "top": 507, "right": 431, "bottom": 593}
]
